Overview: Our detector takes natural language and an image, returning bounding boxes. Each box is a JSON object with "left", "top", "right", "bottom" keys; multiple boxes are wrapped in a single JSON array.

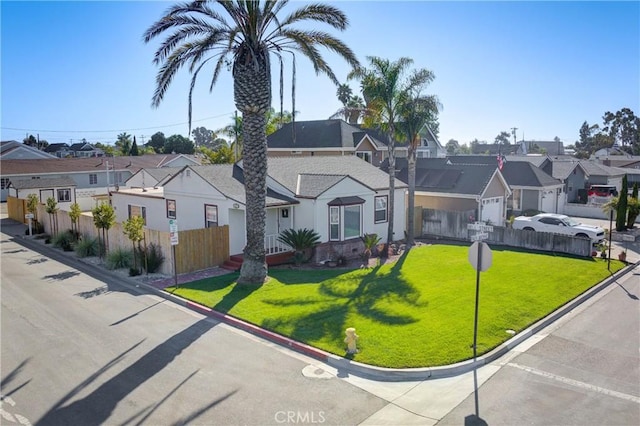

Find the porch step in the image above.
[
  {"left": 222, "top": 258, "right": 243, "bottom": 271},
  {"left": 222, "top": 252, "right": 294, "bottom": 271}
]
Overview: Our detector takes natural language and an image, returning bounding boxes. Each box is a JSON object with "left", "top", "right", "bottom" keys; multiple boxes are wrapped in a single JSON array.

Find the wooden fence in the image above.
[
  {"left": 421, "top": 208, "right": 592, "bottom": 257},
  {"left": 7, "top": 196, "right": 28, "bottom": 224},
  {"left": 35, "top": 204, "right": 229, "bottom": 275}
]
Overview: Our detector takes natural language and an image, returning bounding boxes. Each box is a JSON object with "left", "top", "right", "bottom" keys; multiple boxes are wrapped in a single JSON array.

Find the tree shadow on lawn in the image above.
[{"left": 262, "top": 252, "right": 427, "bottom": 344}]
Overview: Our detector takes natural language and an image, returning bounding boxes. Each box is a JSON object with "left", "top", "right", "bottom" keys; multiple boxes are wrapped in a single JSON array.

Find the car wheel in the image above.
[
  {"left": 523, "top": 227, "right": 534, "bottom": 231},
  {"left": 575, "top": 233, "right": 589, "bottom": 239}
]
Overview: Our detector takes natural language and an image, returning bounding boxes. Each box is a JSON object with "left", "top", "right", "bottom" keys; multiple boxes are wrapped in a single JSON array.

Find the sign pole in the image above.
[
  {"left": 169, "top": 219, "right": 179, "bottom": 290},
  {"left": 473, "top": 242, "right": 482, "bottom": 418},
  {"left": 172, "top": 244, "right": 178, "bottom": 289}
]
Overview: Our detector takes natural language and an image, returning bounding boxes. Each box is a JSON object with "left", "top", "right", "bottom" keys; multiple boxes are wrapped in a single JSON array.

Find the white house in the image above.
[{"left": 111, "top": 156, "right": 407, "bottom": 263}]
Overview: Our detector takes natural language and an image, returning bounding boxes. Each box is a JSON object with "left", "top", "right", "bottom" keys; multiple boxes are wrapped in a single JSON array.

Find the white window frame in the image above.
[
  {"left": 205, "top": 204, "right": 218, "bottom": 228},
  {"left": 356, "top": 151, "right": 372, "bottom": 163},
  {"left": 328, "top": 204, "right": 362, "bottom": 241},
  {"left": 89, "top": 173, "right": 98, "bottom": 185},
  {"left": 166, "top": 199, "right": 177, "bottom": 219},
  {"left": 128, "top": 205, "right": 147, "bottom": 224},
  {"left": 329, "top": 206, "right": 340, "bottom": 241},
  {"left": 374, "top": 195, "right": 388, "bottom": 223}
]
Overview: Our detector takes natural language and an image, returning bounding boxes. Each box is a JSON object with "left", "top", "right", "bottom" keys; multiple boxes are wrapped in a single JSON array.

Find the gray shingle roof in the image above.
[
  {"left": 547, "top": 160, "right": 584, "bottom": 180},
  {"left": 266, "top": 156, "right": 403, "bottom": 193},
  {"left": 446, "top": 155, "right": 560, "bottom": 187},
  {"left": 576, "top": 160, "right": 625, "bottom": 177},
  {"left": 10, "top": 177, "right": 77, "bottom": 189},
  {"left": 141, "top": 167, "right": 184, "bottom": 185},
  {"left": 393, "top": 158, "right": 498, "bottom": 196},
  {"left": 296, "top": 174, "right": 346, "bottom": 198}
]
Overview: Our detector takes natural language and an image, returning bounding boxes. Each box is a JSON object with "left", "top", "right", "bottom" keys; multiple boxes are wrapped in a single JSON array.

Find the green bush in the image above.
[
  {"left": 25, "top": 222, "right": 45, "bottom": 235},
  {"left": 75, "top": 235, "right": 99, "bottom": 258},
  {"left": 138, "top": 243, "right": 165, "bottom": 273},
  {"left": 106, "top": 248, "right": 133, "bottom": 270},
  {"left": 52, "top": 230, "right": 75, "bottom": 251},
  {"left": 277, "top": 228, "right": 321, "bottom": 265}
]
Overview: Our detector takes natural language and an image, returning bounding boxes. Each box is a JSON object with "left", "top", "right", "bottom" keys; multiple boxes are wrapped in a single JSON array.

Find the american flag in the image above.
[{"left": 497, "top": 154, "right": 504, "bottom": 170}]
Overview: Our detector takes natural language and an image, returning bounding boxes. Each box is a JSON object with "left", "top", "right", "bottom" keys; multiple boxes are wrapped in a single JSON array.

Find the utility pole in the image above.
[{"left": 511, "top": 127, "right": 518, "bottom": 145}]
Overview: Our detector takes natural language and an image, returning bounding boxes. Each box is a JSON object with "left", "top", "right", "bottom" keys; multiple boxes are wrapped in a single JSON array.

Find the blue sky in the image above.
[{"left": 2, "top": 1, "right": 638, "bottom": 147}]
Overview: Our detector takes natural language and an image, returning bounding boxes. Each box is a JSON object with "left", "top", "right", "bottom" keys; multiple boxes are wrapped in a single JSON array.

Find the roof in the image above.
[
  {"left": 0, "top": 140, "right": 56, "bottom": 159},
  {"left": 392, "top": 158, "right": 500, "bottom": 196},
  {"left": 0, "top": 154, "right": 200, "bottom": 176},
  {"left": 296, "top": 174, "right": 347, "bottom": 198},
  {"left": 265, "top": 156, "right": 404, "bottom": 193},
  {"left": 9, "top": 176, "right": 77, "bottom": 190},
  {"left": 447, "top": 155, "right": 561, "bottom": 187},
  {"left": 520, "top": 140, "right": 565, "bottom": 156},
  {"left": 577, "top": 160, "right": 626, "bottom": 177},
  {"left": 546, "top": 160, "right": 585, "bottom": 180},
  {"left": 129, "top": 167, "right": 184, "bottom": 186},
  {"left": 267, "top": 119, "right": 394, "bottom": 151},
  {"left": 471, "top": 143, "right": 520, "bottom": 155},
  {"left": 186, "top": 164, "right": 298, "bottom": 207},
  {"left": 44, "top": 143, "right": 70, "bottom": 153}
]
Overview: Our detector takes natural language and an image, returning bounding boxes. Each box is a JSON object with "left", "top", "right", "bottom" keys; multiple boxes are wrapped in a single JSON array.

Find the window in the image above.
[
  {"left": 128, "top": 205, "right": 147, "bottom": 224},
  {"left": 205, "top": 204, "right": 218, "bottom": 228},
  {"left": 0, "top": 178, "right": 9, "bottom": 190},
  {"left": 356, "top": 151, "right": 372, "bottom": 163},
  {"left": 166, "top": 199, "right": 176, "bottom": 219},
  {"left": 89, "top": 174, "right": 98, "bottom": 185},
  {"left": 57, "top": 189, "right": 71, "bottom": 202},
  {"left": 329, "top": 206, "right": 340, "bottom": 241},
  {"left": 374, "top": 196, "right": 388, "bottom": 223},
  {"left": 328, "top": 204, "right": 362, "bottom": 241}
]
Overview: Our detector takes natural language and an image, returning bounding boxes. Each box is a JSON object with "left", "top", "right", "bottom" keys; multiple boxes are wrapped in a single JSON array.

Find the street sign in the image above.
[
  {"left": 169, "top": 219, "right": 179, "bottom": 245},
  {"left": 467, "top": 222, "right": 494, "bottom": 233},
  {"left": 470, "top": 232, "right": 489, "bottom": 242},
  {"left": 468, "top": 241, "right": 493, "bottom": 272}
]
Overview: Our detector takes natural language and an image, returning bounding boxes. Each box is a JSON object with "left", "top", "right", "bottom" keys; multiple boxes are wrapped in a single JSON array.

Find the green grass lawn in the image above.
[{"left": 168, "top": 244, "right": 624, "bottom": 368}]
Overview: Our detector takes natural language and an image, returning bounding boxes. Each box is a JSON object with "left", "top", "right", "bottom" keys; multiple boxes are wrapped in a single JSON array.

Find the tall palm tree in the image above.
[
  {"left": 349, "top": 57, "right": 431, "bottom": 253},
  {"left": 144, "top": 0, "right": 358, "bottom": 284},
  {"left": 397, "top": 91, "right": 440, "bottom": 246}
]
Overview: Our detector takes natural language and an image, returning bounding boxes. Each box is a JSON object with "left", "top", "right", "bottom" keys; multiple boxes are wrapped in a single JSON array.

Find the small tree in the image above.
[
  {"left": 627, "top": 183, "right": 639, "bottom": 228},
  {"left": 616, "top": 175, "right": 628, "bottom": 231},
  {"left": 45, "top": 197, "right": 59, "bottom": 236},
  {"left": 69, "top": 202, "right": 82, "bottom": 239},
  {"left": 92, "top": 203, "right": 116, "bottom": 258},
  {"left": 122, "top": 215, "right": 145, "bottom": 275},
  {"left": 26, "top": 193, "right": 39, "bottom": 227}
]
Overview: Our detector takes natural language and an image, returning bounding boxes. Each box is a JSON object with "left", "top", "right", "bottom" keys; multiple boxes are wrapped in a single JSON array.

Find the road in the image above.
[{"left": 0, "top": 228, "right": 386, "bottom": 425}]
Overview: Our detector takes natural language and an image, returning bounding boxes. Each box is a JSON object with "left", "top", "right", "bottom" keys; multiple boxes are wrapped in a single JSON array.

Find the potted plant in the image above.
[
  {"left": 618, "top": 251, "right": 627, "bottom": 262},
  {"left": 361, "top": 233, "right": 381, "bottom": 261}
]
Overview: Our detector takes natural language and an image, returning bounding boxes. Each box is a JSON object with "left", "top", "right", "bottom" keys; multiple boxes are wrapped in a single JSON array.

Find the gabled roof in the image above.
[
  {"left": 265, "top": 156, "right": 404, "bottom": 193},
  {"left": 69, "top": 142, "right": 98, "bottom": 151},
  {"left": 177, "top": 164, "right": 298, "bottom": 207},
  {"left": 545, "top": 159, "right": 587, "bottom": 180},
  {"left": 446, "top": 155, "right": 561, "bottom": 188},
  {"left": 577, "top": 160, "right": 626, "bottom": 177},
  {"left": 392, "top": 158, "right": 501, "bottom": 196},
  {"left": 519, "top": 140, "right": 565, "bottom": 156},
  {"left": 0, "top": 154, "right": 200, "bottom": 176},
  {"left": 267, "top": 119, "right": 398, "bottom": 151},
  {"left": 0, "top": 141, "right": 56, "bottom": 159},
  {"left": 296, "top": 174, "right": 348, "bottom": 198},
  {"left": 43, "top": 143, "right": 70, "bottom": 153},
  {"left": 9, "top": 176, "right": 77, "bottom": 190},
  {"left": 471, "top": 144, "right": 519, "bottom": 155},
  {"left": 127, "top": 167, "right": 184, "bottom": 187}
]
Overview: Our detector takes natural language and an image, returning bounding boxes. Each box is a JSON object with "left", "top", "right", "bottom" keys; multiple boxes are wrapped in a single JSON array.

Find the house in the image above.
[
  {"left": 266, "top": 119, "right": 406, "bottom": 167},
  {"left": 0, "top": 140, "right": 56, "bottom": 160},
  {"left": 69, "top": 142, "right": 104, "bottom": 158},
  {"left": 415, "top": 124, "right": 447, "bottom": 158},
  {"left": 539, "top": 158, "right": 589, "bottom": 204},
  {"left": 7, "top": 177, "right": 77, "bottom": 209},
  {"left": 0, "top": 154, "right": 201, "bottom": 206},
  {"left": 111, "top": 156, "right": 406, "bottom": 263},
  {"left": 391, "top": 158, "right": 511, "bottom": 226},
  {"left": 447, "top": 156, "right": 563, "bottom": 215},
  {"left": 44, "top": 143, "right": 73, "bottom": 158},
  {"left": 471, "top": 143, "right": 520, "bottom": 156}
]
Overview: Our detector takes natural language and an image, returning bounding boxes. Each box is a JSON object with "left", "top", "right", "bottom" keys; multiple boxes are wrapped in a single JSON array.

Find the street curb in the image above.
[{"left": 8, "top": 227, "right": 639, "bottom": 382}]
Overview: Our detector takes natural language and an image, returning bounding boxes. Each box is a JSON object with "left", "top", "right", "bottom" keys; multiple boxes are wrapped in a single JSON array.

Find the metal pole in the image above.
[
  {"left": 172, "top": 244, "right": 178, "bottom": 289},
  {"left": 473, "top": 242, "right": 482, "bottom": 418},
  {"left": 608, "top": 209, "right": 613, "bottom": 270}
]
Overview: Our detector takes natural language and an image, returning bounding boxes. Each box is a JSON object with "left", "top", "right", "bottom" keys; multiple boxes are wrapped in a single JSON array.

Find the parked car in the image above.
[
  {"left": 512, "top": 213, "right": 605, "bottom": 244},
  {"left": 587, "top": 185, "right": 618, "bottom": 197}
]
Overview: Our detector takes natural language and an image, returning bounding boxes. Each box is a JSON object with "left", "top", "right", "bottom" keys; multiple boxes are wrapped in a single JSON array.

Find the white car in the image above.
[{"left": 512, "top": 213, "right": 605, "bottom": 244}]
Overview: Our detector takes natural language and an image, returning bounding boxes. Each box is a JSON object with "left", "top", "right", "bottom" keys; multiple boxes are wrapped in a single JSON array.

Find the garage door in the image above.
[
  {"left": 541, "top": 190, "right": 556, "bottom": 213},
  {"left": 480, "top": 197, "right": 503, "bottom": 226}
]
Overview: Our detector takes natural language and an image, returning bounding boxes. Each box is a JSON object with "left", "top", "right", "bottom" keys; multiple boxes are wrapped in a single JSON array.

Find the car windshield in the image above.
[{"left": 563, "top": 218, "right": 581, "bottom": 227}]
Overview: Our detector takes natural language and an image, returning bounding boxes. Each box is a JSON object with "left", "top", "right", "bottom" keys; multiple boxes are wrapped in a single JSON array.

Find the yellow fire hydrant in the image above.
[{"left": 344, "top": 327, "right": 359, "bottom": 354}]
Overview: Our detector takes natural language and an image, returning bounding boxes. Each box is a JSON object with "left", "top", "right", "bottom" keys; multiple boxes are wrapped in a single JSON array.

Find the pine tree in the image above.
[
  {"left": 131, "top": 136, "right": 140, "bottom": 156},
  {"left": 616, "top": 175, "right": 628, "bottom": 231}
]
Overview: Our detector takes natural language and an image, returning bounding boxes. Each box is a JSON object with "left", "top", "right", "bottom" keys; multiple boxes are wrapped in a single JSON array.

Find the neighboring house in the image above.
[
  {"left": 518, "top": 140, "right": 565, "bottom": 156},
  {"left": 112, "top": 156, "right": 406, "bottom": 262},
  {"left": 0, "top": 140, "right": 56, "bottom": 160},
  {"left": 266, "top": 119, "right": 407, "bottom": 167},
  {"left": 391, "top": 158, "right": 511, "bottom": 226},
  {"left": 600, "top": 156, "right": 640, "bottom": 169},
  {"left": 578, "top": 160, "right": 625, "bottom": 190},
  {"left": 69, "top": 142, "right": 104, "bottom": 158},
  {"left": 7, "top": 177, "right": 77, "bottom": 209},
  {"left": 44, "top": 143, "right": 74, "bottom": 158},
  {"left": 0, "top": 154, "right": 201, "bottom": 206},
  {"left": 539, "top": 159, "right": 589, "bottom": 204},
  {"left": 447, "top": 156, "right": 563, "bottom": 215},
  {"left": 125, "top": 167, "right": 185, "bottom": 188},
  {"left": 592, "top": 144, "right": 628, "bottom": 160},
  {"left": 415, "top": 124, "right": 447, "bottom": 159}
]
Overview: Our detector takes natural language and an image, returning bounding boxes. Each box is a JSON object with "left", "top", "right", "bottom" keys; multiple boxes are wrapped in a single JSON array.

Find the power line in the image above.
[{"left": 1, "top": 112, "right": 235, "bottom": 134}]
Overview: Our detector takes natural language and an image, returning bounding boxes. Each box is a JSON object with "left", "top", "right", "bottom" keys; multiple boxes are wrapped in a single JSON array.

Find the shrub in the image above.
[
  {"left": 129, "top": 267, "right": 141, "bottom": 277},
  {"left": 361, "top": 233, "right": 382, "bottom": 260},
  {"left": 25, "top": 222, "right": 45, "bottom": 235},
  {"left": 277, "top": 228, "right": 321, "bottom": 265},
  {"left": 106, "top": 248, "right": 133, "bottom": 270},
  {"left": 52, "top": 230, "right": 75, "bottom": 251},
  {"left": 139, "top": 243, "right": 165, "bottom": 273},
  {"left": 75, "top": 235, "right": 99, "bottom": 258}
]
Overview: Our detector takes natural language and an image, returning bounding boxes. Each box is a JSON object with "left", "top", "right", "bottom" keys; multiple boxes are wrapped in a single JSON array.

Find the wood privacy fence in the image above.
[
  {"left": 7, "top": 196, "right": 28, "bottom": 224},
  {"left": 34, "top": 204, "right": 229, "bottom": 275},
  {"left": 421, "top": 208, "right": 592, "bottom": 257}
]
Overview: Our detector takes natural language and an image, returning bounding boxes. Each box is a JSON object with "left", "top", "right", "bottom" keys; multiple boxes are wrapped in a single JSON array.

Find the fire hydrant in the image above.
[{"left": 344, "top": 327, "right": 359, "bottom": 354}]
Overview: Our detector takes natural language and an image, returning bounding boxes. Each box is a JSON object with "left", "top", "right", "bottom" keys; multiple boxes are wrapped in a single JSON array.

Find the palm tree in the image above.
[
  {"left": 349, "top": 57, "right": 430, "bottom": 253},
  {"left": 397, "top": 91, "right": 440, "bottom": 246},
  {"left": 330, "top": 83, "right": 366, "bottom": 124},
  {"left": 144, "top": 0, "right": 359, "bottom": 285}
]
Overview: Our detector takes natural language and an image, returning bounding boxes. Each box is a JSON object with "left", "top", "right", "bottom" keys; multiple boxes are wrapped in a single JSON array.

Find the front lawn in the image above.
[{"left": 168, "top": 244, "right": 623, "bottom": 368}]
